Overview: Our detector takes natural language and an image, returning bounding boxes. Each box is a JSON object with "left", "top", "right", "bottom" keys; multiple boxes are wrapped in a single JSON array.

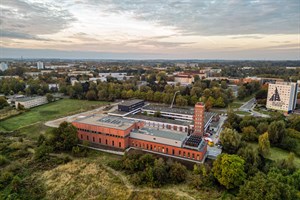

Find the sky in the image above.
[{"left": 0, "top": 0, "right": 299, "bottom": 60}]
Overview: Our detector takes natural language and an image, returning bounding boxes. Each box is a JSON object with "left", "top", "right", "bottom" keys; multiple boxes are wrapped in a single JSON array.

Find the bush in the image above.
[
  {"left": 108, "top": 160, "right": 124, "bottom": 171},
  {"left": 279, "top": 136, "right": 298, "bottom": 152},
  {"left": 72, "top": 146, "right": 88, "bottom": 157},
  {"left": 0, "top": 171, "right": 13, "bottom": 189},
  {"left": 0, "top": 155, "right": 9, "bottom": 166},
  {"left": 34, "top": 144, "right": 53, "bottom": 161}
]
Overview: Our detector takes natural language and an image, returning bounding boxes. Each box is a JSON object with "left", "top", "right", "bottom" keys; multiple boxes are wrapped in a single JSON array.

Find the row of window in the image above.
[
  {"left": 77, "top": 128, "right": 124, "bottom": 138},
  {"left": 131, "top": 141, "right": 202, "bottom": 160},
  {"left": 80, "top": 134, "right": 122, "bottom": 148}
]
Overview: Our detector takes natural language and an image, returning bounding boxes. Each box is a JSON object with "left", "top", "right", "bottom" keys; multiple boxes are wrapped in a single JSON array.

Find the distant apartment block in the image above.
[
  {"left": 37, "top": 61, "right": 44, "bottom": 69},
  {"left": 15, "top": 96, "right": 48, "bottom": 109},
  {"left": 0, "top": 62, "right": 8, "bottom": 71},
  {"left": 266, "top": 82, "right": 298, "bottom": 113},
  {"left": 98, "top": 72, "right": 127, "bottom": 81}
]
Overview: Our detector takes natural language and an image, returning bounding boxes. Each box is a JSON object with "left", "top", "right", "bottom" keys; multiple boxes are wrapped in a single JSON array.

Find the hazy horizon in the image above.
[{"left": 1, "top": 0, "right": 299, "bottom": 60}]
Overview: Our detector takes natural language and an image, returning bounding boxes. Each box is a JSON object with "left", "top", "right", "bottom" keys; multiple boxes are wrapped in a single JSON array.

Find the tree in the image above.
[
  {"left": 46, "top": 93, "right": 54, "bottom": 102},
  {"left": 215, "top": 97, "right": 225, "bottom": 107},
  {"left": 34, "top": 143, "right": 53, "bottom": 161},
  {"left": 152, "top": 158, "right": 168, "bottom": 186},
  {"left": 212, "top": 154, "right": 246, "bottom": 189},
  {"left": 238, "top": 86, "right": 247, "bottom": 100},
  {"left": 237, "top": 145, "right": 261, "bottom": 175},
  {"left": 257, "top": 122, "right": 269, "bottom": 134},
  {"left": 268, "top": 120, "right": 286, "bottom": 145},
  {"left": 237, "top": 172, "right": 298, "bottom": 200},
  {"left": 242, "top": 126, "right": 258, "bottom": 142},
  {"left": 86, "top": 90, "right": 97, "bottom": 100},
  {"left": 258, "top": 132, "right": 270, "bottom": 157},
  {"left": 169, "top": 162, "right": 187, "bottom": 183},
  {"left": 220, "top": 128, "right": 241, "bottom": 154},
  {"left": 0, "top": 97, "right": 9, "bottom": 109},
  {"left": 48, "top": 122, "right": 79, "bottom": 151},
  {"left": 176, "top": 95, "right": 188, "bottom": 106},
  {"left": 153, "top": 111, "right": 161, "bottom": 117}
]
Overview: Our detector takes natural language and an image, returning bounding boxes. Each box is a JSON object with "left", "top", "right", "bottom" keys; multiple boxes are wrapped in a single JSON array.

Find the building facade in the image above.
[
  {"left": 15, "top": 96, "right": 48, "bottom": 109},
  {"left": 72, "top": 109, "right": 208, "bottom": 162},
  {"left": 0, "top": 62, "right": 8, "bottom": 71},
  {"left": 194, "top": 102, "right": 205, "bottom": 136},
  {"left": 37, "top": 61, "right": 44, "bottom": 69},
  {"left": 266, "top": 82, "right": 298, "bottom": 113}
]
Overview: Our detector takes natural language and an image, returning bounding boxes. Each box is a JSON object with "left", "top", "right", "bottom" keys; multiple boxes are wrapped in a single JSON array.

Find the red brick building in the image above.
[
  {"left": 72, "top": 104, "right": 208, "bottom": 162},
  {"left": 193, "top": 102, "right": 205, "bottom": 136}
]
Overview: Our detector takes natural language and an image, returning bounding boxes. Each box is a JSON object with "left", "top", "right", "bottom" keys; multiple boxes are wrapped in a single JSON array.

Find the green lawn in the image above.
[
  {"left": 0, "top": 99, "right": 108, "bottom": 131},
  {"left": 235, "top": 111, "right": 251, "bottom": 115},
  {"left": 228, "top": 102, "right": 243, "bottom": 109},
  {"left": 249, "top": 143, "right": 300, "bottom": 168}
]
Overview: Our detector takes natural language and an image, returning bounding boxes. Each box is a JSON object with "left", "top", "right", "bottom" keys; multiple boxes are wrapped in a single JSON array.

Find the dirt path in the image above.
[{"left": 102, "top": 164, "right": 196, "bottom": 200}]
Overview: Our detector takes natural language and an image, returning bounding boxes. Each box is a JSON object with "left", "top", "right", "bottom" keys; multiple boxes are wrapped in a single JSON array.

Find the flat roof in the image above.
[
  {"left": 131, "top": 127, "right": 186, "bottom": 141},
  {"left": 15, "top": 96, "right": 45, "bottom": 102},
  {"left": 142, "top": 104, "right": 216, "bottom": 125},
  {"left": 119, "top": 99, "right": 144, "bottom": 107},
  {"left": 74, "top": 115, "right": 136, "bottom": 130},
  {"left": 143, "top": 104, "right": 194, "bottom": 115},
  {"left": 126, "top": 114, "right": 192, "bottom": 126}
]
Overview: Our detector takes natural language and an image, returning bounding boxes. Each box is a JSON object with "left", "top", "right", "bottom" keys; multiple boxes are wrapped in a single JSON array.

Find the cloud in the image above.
[
  {"left": 97, "top": 0, "right": 300, "bottom": 36},
  {"left": 1, "top": 30, "right": 52, "bottom": 41},
  {"left": 0, "top": 0, "right": 75, "bottom": 40}
]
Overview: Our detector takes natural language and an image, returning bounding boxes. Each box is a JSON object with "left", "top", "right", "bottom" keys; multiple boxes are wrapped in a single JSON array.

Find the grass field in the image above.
[
  {"left": 249, "top": 143, "right": 300, "bottom": 168},
  {"left": 37, "top": 151, "right": 226, "bottom": 200},
  {"left": 228, "top": 102, "right": 243, "bottom": 109},
  {"left": 235, "top": 111, "right": 251, "bottom": 115},
  {"left": 0, "top": 99, "right": 108, "bottom": 131}
]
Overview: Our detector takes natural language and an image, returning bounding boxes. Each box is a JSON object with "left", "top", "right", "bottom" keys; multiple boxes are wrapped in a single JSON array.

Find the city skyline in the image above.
[{"left": 0, "top": 0, "right": 299, "bottom": 60}]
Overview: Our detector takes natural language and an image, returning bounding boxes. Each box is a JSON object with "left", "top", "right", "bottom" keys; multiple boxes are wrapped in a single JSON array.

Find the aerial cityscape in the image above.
[{"left": 0, "top": 0, "right": 300, "bottom": 200}]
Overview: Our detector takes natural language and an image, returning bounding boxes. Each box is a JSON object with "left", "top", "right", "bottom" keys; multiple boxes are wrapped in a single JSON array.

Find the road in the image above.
[
  {"left": 45, "top": 103, "right": 119, "bottom": 128},
  {"left": 239, "top": 98, "right": 256, "bottom": 111},
  {"left": 238, "top": 98, "right": 270, "bottom": 118},
  {"left": 207, "top": 115, "right": 227, "bottom": 159}
]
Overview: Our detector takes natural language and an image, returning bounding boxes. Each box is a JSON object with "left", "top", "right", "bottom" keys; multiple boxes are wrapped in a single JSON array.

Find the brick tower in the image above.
[{"left": 193, "top": 102, "right": 205, "bottom": 136}]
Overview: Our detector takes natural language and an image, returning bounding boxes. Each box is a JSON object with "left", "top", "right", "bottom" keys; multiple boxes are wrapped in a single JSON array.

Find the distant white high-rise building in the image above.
[
  {"left": 266, "top": 82, "right": 298, "bottom": 113},
  {"left": 37, "top": 61, "right": 44, "bottom": 69},
  {"left": 0, "top": 62, "right": 8, "bottom": 71}
]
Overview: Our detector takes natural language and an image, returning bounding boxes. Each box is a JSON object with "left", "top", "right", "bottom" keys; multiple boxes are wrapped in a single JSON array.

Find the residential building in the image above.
[
  {"left": 266, "top": 82, "right": 298, "bottom": 113},
  {"left": 0, "top": 62, "right": 8, "bottom": 71},
  {"left": 37, "top": 61, "right": 44, "bottom": 69}
]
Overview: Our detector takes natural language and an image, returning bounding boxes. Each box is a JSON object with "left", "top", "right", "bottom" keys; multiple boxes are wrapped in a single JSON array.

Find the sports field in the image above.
[{"left": 0, "top": 99, "right": 108, "bottom": 131}]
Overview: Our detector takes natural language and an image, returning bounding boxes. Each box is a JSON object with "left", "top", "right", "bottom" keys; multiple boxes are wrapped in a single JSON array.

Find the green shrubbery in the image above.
[{"left": 109, "top": 151, "right": 187, "bottom": 187}]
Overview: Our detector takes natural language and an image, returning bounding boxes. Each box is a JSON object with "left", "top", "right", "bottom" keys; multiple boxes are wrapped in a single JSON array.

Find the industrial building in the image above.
[
  {"left": 118, "top": 99, "right": 145, "bottom": 112},
  {"left": 266, "top": 82, "right": 298, "bottom": 113},
  {"left": 15, "top": 96, "right": 48, "bottom": 109},
  {"left": 72, "top": 102, "right": 209, "bottom": 162}
]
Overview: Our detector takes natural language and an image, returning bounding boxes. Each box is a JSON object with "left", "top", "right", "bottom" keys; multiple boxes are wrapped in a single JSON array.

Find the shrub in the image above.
[
  {"left": 108, "top": 160, "right": 124, "bottom": 171},
  {"left": 0, "top": 155, "right": 9, "bottom": 166}
]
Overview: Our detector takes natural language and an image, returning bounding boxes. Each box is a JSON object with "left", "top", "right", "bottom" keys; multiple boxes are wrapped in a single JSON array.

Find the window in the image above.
[
  {"left": 87, "top": 136, "right": 89, "bottom": 140},
  {"left": 80, "top": 134, "right": 83, "bottom": 139},
  {"left": 112, "top": 141, "right": 114, "bottom": 146},
  {"left": 188, "top": 152, "right": 190, "bottom": 158},
  {"left": 99, "top": 138, "right": 101, "bottom": 143},
  {"left": 172, "top": 149, "right": 174, "bottom": 155},
  {"left": 183, "top": 152, "right": 186, "bottom": 157},
  {"left": 106, "top": 139, "right": 108, "bottom": 145},
  {"left": 179, "top": 151, "right": 181, "bottom": 156},
  {"left": 166, "top": 148, "right": 168, "bottom": 154},
  {"left": 119, "top": 142, "right": 121, "bottom": 148},
  {"left": 93, "top": 137, "right": 95, "bottom": 142}
]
